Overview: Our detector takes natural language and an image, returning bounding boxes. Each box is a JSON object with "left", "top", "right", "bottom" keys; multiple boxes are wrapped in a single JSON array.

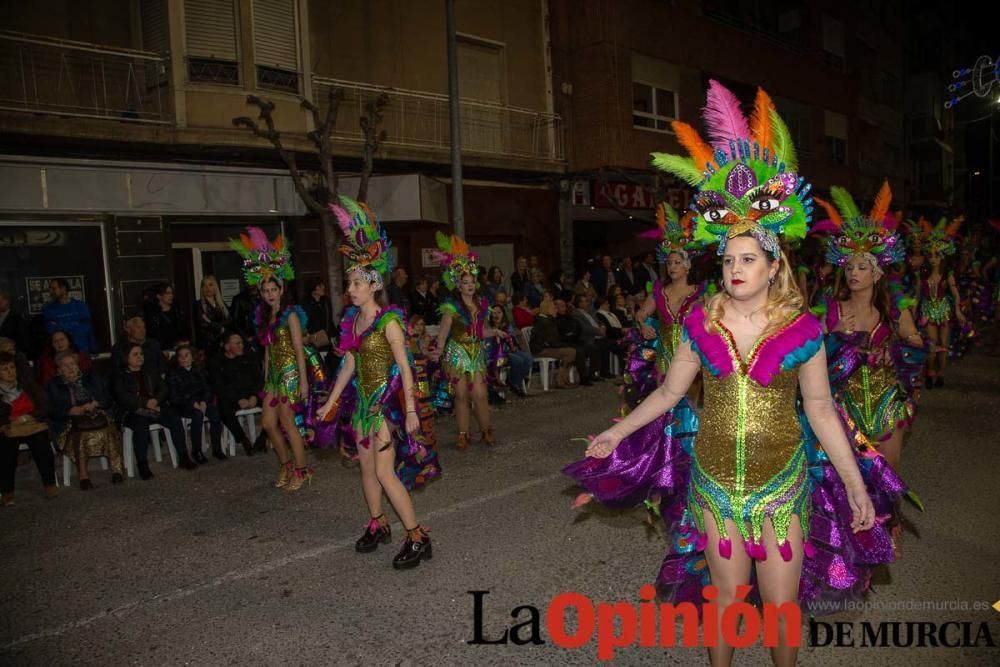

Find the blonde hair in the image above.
[
  {"left": 200, "top": 275, "right": 228, "bottom": 317},
  {"left": 705, "top": 236, "right": 804, "bottom": 337}
]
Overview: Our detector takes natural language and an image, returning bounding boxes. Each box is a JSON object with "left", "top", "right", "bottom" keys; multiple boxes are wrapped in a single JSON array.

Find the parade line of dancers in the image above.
[{"left": 216, "top": 80, "right": 996, "bottom": 664}]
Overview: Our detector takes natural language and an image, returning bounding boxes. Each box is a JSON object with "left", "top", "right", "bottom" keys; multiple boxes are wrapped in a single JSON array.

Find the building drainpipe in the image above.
[{"left": 446, "top": 0, "right": 465, "bottom": 238}]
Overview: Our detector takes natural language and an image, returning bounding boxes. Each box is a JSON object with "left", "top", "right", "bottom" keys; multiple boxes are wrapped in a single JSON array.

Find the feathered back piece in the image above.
[
  {"left": 433, "top": 231, "right": 480, "bottom": 291},
  {"left": 229, "top": 226, "right": 294, "bottom": 287},
  {"left": 329, "top": 195, "right": 393, "bottom": 283},
  {"left": 817, "top": 180, "right": 904, "bottom": 270},
  {"left": 640, "top": 201, "right": 704, "bottom": 263},
  {"left": 650, "top": 81, "right": 814, "bottom": 258}
]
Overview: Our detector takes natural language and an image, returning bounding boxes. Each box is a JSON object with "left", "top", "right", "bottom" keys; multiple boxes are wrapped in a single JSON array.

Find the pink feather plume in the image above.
[
  {"left": 703, "top": 80, "right": 751, "bottom": 152},
  {"left": 247, "top": 226, "right": 270, "bottom": 251}
]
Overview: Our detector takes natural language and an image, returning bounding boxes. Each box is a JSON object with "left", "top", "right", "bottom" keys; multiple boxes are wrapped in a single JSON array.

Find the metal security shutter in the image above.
[
  {"left": 140, "top": 0, "right": 169, "bottom": 54},
  {"left": 253, "top": 0, "right": 297, "bottom": 70},
  {"left": 185, "top": 0, "right": 239, "bottom": 61}
]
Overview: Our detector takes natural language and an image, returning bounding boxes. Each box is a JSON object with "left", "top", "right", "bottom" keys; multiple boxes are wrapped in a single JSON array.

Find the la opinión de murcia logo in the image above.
[{"left": 468, "top": 589, "right": 999, "bottom": 660}]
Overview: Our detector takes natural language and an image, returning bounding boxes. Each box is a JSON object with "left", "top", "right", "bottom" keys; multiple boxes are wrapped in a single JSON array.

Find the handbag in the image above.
[
  {"left": 310, "top": 330, "right": 331, "bottom": 349},
  {"left": 71, "top": 411, "right": 109, "bottom": 431}
]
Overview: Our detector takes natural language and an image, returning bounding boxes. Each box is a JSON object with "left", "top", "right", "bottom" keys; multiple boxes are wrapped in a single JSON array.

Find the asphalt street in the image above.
[{"left": 1, "top": 349, "right": 999, "bottom": 666}]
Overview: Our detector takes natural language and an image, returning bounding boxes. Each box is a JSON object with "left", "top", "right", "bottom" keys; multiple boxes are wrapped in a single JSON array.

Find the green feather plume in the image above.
[
  {"left": 650, "top": 153, "right": 704, "bottom": 186},
  {"left": 768, "top": 109, "right": 797, "bottom": 172},
  {"left": 830, "top": 186, "right": 861, "bottom": 221}
]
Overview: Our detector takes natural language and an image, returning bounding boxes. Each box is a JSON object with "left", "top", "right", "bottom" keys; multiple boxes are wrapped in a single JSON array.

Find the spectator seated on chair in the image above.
[
  {"left": 571, "top": 293, "right": 617, "bottom": 378},
  {"left": 167, "top": 344, "right": 226, "bottom": 463},
  {"left": 111, "top": 317, "right": 166, "bottom": 379},
  {"left": 554, "top": 298, "right": 600, "bottom": 386},
  {"left": 0, "top": 350, "right": 57, "bottom": 505},
  {"left": 512, "top": 292, "right": 536, "bottom": 330},
  {"left": 488, "top": 305, "right": 532, "bottom": 397},
  {"left": 37, "top": 330, "right": 93, "bottom": 387},
  {"left": 112, "top": 342, "right": 195, "bottom": 480},
  {"left": 47, "top": 351, "right": 123, "bottom": 489},
  {"left": 208, "top": 331, "right": 266, "bottom": 455},
  {"left": 527, "top": 298, "right": 576, "bottom": 390}
]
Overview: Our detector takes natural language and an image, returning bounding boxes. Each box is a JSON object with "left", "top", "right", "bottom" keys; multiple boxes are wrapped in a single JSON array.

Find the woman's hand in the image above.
[
  {"left": 298, "top": 382, "right": 309, "bottom": 403},
  {"left": 145, "top": 398, "right": 159, "bottom": 411},
  {"left": 317, "top": 395, "right": 339, "bottom": 421},
  {"left": 585, "top": 428, "right": 623, "bottom": 458},
  {"left": 836, "top": 312, "right": 858, "bottom": 334},
  {"left": 846, "top": 481, "right": 875, "bottom": 533},
  {"left": 69, "top": 405, "right": 86, "bottom": 417},
  {"left": 405, "top": 410, "right": 420, "bottom": 435},
  {"left": 640, "top": 323, "right": 656, "bottom": 340}
]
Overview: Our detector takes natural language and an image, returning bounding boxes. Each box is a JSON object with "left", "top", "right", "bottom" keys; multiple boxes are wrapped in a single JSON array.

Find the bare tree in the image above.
[
  {"left": 233, "top": 88, "right": 391, "bottom": 315},
  {"left": 358, "top": 93, "right": 389, "bottom": 203}
]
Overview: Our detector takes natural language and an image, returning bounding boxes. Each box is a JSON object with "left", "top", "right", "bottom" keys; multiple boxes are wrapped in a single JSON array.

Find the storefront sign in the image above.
[
  {"left": 593, "top": 182, "right": 690, "bottom": 211},
  {"left": 421, "top": 248, "right": 442, "bottom": 268},
  {"left": 219, "top": 279, "right": 241, "bottom": 305},
  {"left": 25, "top": 275, "right": 85, "bottom": 315}
]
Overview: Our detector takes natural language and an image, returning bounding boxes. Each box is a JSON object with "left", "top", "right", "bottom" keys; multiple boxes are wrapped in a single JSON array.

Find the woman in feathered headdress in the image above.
[
  {"left": 429, "top": 232, "right": 508, "bottom": 450},
  {"left": 230, "top": 226, "right": 315, "bottom": 491},
  {"left": 910, "top": 215, "right": 966, "bottom": 388},
  {"left": 627, "top": 202, "right": 709, "bottom": 406},
  {"left": 316, "top": 195, "right": 439, "bottom": 569},
  {"left": 816, "top": 182, "right": 926, "bottom": 476},
  {"left": 565, "top": 82, "right": 906, "bottom": 665}
]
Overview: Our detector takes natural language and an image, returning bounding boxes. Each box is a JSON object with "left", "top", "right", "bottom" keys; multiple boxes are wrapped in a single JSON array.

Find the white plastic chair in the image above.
[
  {"left": 221, "top": 407, "right": 263, "bottom": 455},
  {"left": 521, "top": 326, "right": 557, "bottom": 391},
  {"left": 62, "top": 453, "right": 109, "bottom": 486},
  {"left": 122, "top": 423, "right": 177, "bottom": 476},
  {"left": 18, "top": 441, "right": 60, "bottom": 487}
]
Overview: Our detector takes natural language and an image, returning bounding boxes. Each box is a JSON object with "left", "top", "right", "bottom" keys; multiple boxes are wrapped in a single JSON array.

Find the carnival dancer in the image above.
[
  {"left": 631, "top": 202, "right": 708, "bottom": 408},
  {"left": 911, "top": 216, "right": 966, "bottom": 388},
  {"left": 564, "top": 82, "right": 905, "bottom": 667},
  {"left": 429, "top": 232, "right": 509, "bottom": 449},
  {"left": 230, "top": 228, "right": 314, "bottom": 491},
  {"left": 815, "top": 182, "right": 927, "bottom": 474},
  {"left": 317, "top": 196, "right": 439, "bottom": 569}
]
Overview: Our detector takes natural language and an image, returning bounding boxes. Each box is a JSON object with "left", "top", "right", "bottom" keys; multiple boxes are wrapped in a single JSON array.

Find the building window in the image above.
[
  {"left": 631, "top": 53, "right": 679, "bottom": 133},
  {"left": 185, "top": 0, "right": 241, "bottom": 85},
  {"left": 253, "top": 0, "right": 300, "bottom": 93},
  {"left": 633, "top": 82, "right": 677, "bottom": 131},
  {"left": 821, "top": 16, "right": 846, "bottom": 73},
  {"left": 824, "top": 110, "right": 848, "bottom": 166},
  {"left": 882, "top": 143, "right": 900, "bottom": 173}
]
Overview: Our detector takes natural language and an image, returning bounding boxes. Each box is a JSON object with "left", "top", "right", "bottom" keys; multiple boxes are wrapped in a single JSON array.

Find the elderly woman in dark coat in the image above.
[{"left": 47, "top": 351, "right": 124, "bottom": 489}]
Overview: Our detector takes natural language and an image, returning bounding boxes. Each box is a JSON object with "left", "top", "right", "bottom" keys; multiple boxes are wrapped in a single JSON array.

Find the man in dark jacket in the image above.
[
  {"left": 208, "top": 331, "right": 265, "bottom": 455},
  {"left": 554, "top": 299, "right": 600, "bottom": 385},
  {"left": 409, "top": 276, "right": 439, "bottom": 325},
  {"left": 111, "top": 317, "right": 165, "bottom": 378},
  {"left": 571, "top": 294, "right": 614, "bottom": 378},
  {"left": 229, "top": 284, "right": 259, "bottom": 353},
  {"left": 527, "top": 299, "right": 576, "bottom": 389}
]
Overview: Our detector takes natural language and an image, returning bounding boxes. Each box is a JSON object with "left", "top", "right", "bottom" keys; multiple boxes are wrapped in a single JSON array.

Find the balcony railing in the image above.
[
  {"left": 314, "top": 77, "right": 564, "bottom": 163},
  {"left": 0, "top": 31, "right": 172, "bottom": 124}
]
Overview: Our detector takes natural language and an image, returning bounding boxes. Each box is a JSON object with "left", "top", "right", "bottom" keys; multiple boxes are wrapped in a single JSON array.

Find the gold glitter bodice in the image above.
[
  {"left": 449, "top": 313, "right": 479, "bottom": 345},
  {"left": 266, "top": 323, "right": 296, "bottom": 381},
  {"left": 696, "top": 369, "right": 802, "bottom": 492},
  {"left": 353, "top": 328, "right": 393, "bottom": 399}
]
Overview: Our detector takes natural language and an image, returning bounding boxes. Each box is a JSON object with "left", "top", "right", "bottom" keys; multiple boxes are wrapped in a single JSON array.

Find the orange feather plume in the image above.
[
  {"left": 671, "top": 121, "right": 715, "bottom": 171},
  {"left": 869, "top": 180, "right": 892, "bottom": 222},
  {"left": 944, "top": 216, "right": 963, "bottom": 238},
  {"left": 812, "top": 196, "right": 843, "bottom": 229},
  {"left": 656, "top": 203, "right": 667, "bottom": 230},
  {"left": 749, "top": 88, "right": 775, "bottom": 152},
  {"left": 240, "top": 233, "right": 252, "bottom": 249},
  {"left": 450, "top": 234, "right": 470, "bottom": 256},
  {"left": 273, "top": 235, "right": 285, "bottom": 251}
]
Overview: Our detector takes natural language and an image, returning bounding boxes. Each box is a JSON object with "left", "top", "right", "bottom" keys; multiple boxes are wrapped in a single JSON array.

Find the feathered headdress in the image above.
[
  {"left": 432, "top": 231, "right": 479, "bottom": 291},
  {"left": 330, "top": 195, "right": 393, "bottom": 286},
  {"left": 816, "top": 181, "right": 905, "bottom": 274},
  {"left": 651, "top": 81, "right": 814, "bottom": 258},
  {"left": 229, "top": 227, "right": 294, "bottom": 287},
  {"left": 914, "top": 215, "right": 962, "bottom": 256},
  {"left": 640, "top": 202, "right": 704, "bottom": 264}
]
